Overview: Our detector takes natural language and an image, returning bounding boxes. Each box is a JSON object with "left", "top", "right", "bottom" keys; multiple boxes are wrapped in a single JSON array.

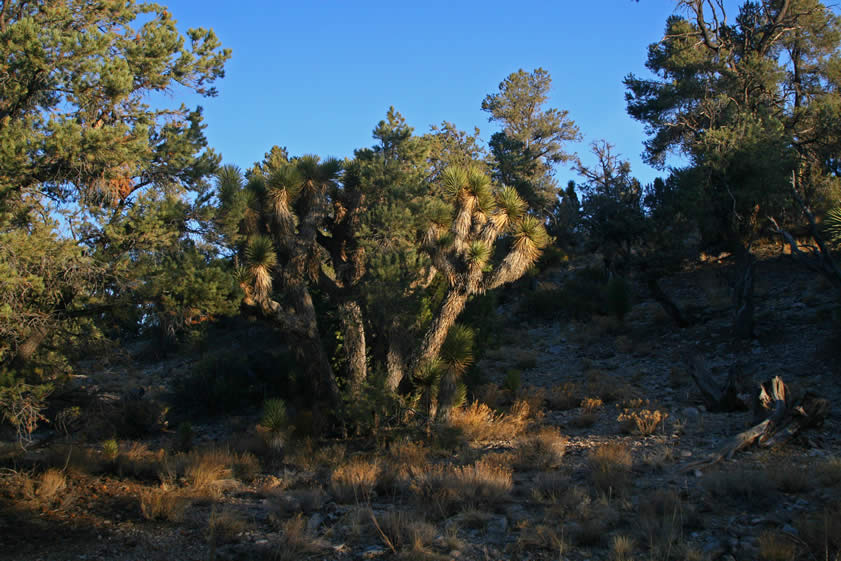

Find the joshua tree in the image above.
[
  {"left": 399, "top": 166, "right": 549, "bottom": 418},
  {"left": 218, "top": 153, "right": 368, "bottom": 410}
]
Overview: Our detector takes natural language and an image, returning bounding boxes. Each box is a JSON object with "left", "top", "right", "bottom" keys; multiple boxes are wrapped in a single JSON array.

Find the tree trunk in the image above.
[
  {"left": 646, "top": 274, "right": 690, "bottom": 328},
  {"left": 684, "top": 376, "right": 828, "bottom": 471},
  {"left": 409, "top": 289, "right": 469, "bottom": 421},
  {"left": 732, "top": 249, "right": 755, "bottom": 339},
  {"left": 338, "top": 300, "right": 367, "bottom": 393},
  {"left": 410, "top": 289, "right": 469, "bottom": 374},
  {"left": 11, "top": 326, "right": 48, "bottom": 371},
  {"left": 385, "top": 323, "right": 408, "bottom": 392}
]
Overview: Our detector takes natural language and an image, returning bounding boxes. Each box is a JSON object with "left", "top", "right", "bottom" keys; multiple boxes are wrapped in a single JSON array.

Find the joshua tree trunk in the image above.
[
  {"left": 408, "top": 289, "right": 469, "bottom": 420},
  {"left": 338, "top": 300, "right": 367, "bottom": 392},
  {"left": 410, "top": 289, "right": 469, "bottom": 375},
  {"left": 385, "top": 322, "right": 409, "bottom": 391}
]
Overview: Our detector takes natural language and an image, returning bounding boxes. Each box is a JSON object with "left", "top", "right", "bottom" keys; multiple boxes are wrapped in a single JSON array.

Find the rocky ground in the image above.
[{"left": 2, "top": 250, "right": 840, "bottom": 561}]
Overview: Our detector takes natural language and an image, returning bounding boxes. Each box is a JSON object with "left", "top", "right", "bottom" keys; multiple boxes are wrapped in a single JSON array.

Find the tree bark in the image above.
[
  {"left": 732, "top": 248, "right": 755, "bottom": 339},
  {"left": 410, "top": 289, "right": 469, "bottom": 375},
  {"left": 338, "top": 300, "right": 367, "bottom": 393},
  {"left": 646, "top": 274, "right": 691, "bottom": 328},
  {"left": 684, "top": 376, "right": 828, "bottom": 471}
]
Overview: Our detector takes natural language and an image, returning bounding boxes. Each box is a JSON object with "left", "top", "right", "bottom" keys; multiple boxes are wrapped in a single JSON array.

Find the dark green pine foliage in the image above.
[
  {"left": 482, "top": 68, "right": 580, "bottom": 216},
  {"left": 0, "top": 0, "right": 231, "bottom": 381},
  {"left": 625, "top": 0, "right": 841, "bottom": 336}
]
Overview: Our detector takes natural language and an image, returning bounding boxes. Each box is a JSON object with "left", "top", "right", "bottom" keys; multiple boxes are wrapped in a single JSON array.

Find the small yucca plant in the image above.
[{"left": 261, "top": 398, "right": 288, "bottom": 434}]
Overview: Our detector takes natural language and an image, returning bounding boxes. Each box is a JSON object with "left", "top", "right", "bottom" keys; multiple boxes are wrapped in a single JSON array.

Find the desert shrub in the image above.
[
  {"left": 638, "top": 489, "right": 690, "bottom": 560},
  {"left": 617, "top": 408, "right": 669, "bottom": 436},
  {"left": 37, "top": 468, "right": 67, "bottom": 505},
  {"left": 589, "top": 442, "right": 633, "bottom": 495},
  {"left": 795, "top": 502, "right": 841, "bottom": 560},
  {"left": 207, "top": 507, "right": 248, "bottom": 544},
  {"left": 446, "top": 400, "right": 529, "bottom": 443},
  {"left": 116, "top": 442, "right": 164, "bottom": 480},
  {"left": 112, "top": 395, "right": 165, "bottom": 438},
  {"left": 272, "top": 513, "right": 329, "bottom": 560},
  {"left": 516, "top": 385, "right": 546, "bottom": 418},
  {"left": 610, "top": 535, "right": 635, "bottom": 561},
  {"left": 702, "top": 468, "right": 774, "bottom": 507},
  {"left": 547, "top": 382, "right": 580, "bottom": 410},
  {"left": 817, "top": 456, "right": 841, "bottom": 486},
  {"left": 412, "top": 459, "right": 512, "bottom": 518},
  {"left": 517, "top": 523, "right": 568, "bottom": 553},
  {"left": 139, "top": 485, "right": 190, "bottom": 522},
  {"left": 373, "top": 510, "right": 437, "bottom": 553},
  {"left": 758, "top": 531, "right": 797, "bottom": 561},
  {"left": 184, "top": 447, "right": 234, "bottom": 494},
  {"left": 515, "top": 426, "right": 568, "bottom": 469},
  {"left": 767, "top": 463, "right": 813, "bottom": 493},
  {"left": 531, "top": 472, "right": 571, "bottom": 503},
  {"left": 330, "top": 457, "right": 381, "bottom": 503},
  {"left": 232, "top": 452, "right": 260, "bottom": 482}
]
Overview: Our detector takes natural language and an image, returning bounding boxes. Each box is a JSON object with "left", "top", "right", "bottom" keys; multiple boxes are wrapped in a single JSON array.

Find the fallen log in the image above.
[
  {"left": 688, "top": 357, "right": 753, "bottom": 413},
  {"left": 684, "top": 376, "right": 829, "bottom": 471}
]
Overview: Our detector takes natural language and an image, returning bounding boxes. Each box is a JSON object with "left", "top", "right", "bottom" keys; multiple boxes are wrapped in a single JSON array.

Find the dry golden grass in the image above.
[
  {"left": 638, "top": 489, "right": 687, "bottom": 561},
  {"left": 758, "top": 530, "right": 797, "bottom": 561},
  {"left": 116, "top": 442, "right": 162, "bottom": 480},
  {"left": 609, "top": 534, "right": 635, "bottom": 561},
  {"left": 546, "top": 382, "right": 580, "bottom": 410},
  {"left": 589, "top": 442, "right": 633, "bottom": 495},
  {"left": 412, "top": 459, "right": 513, "bottom": 517},
  {"left": 795, "top": 501, "right": 841, "bottom": 559},
  {"left": 516, "top": 385, "right": 546, "bottom": 419},
  {"left": 139, "top": 485, "right": 190, "bottom": 522},
  {"left": 617, "top": 408, "right": 669, "bottom": 436},
  {"left": 514, "top": 426, "right": 568, "bottom": 469},
  {"left": 185, "top": 448, "right": 233, "bottom": 495},
  {"left": 581, "top": 397, "right": 604, "bottom": 414},
  {"left": 330, "top": 457, "right": 381, "bottom": 503},
  {"left": 702, "top": 468, "right": 773, "bottom": 505},
  {"left": 531, "top": 472, "right": 570, "bottom": 503},
  {"left": 273, "top": 513, "right": 329, "bottom": 561},
  {"left": 37, "top": 469, "right": 67, "bottom": 503},
  {"left": 816, "top": 456, "right": 841, "bottom": 487},
  {"left": 207, "top": 507, "right": 248, "bottom": 544},
  {"left": 373, "top": 510, "right": 437, "bottom": 553},
  {"left": 446, "top": 400, "right": 529, "bottom": 443},
  {"left": 287, "top": 439, "right": 347, "bottom": 471},
  {"left": 231, "top": 451, "right": 261, "bottom": 482},
  {"left": 516, "top": 523, "right": 567, "bottom": 553},
  {"left": 767, "top": 463, "right": 813, "bottom": 493}
]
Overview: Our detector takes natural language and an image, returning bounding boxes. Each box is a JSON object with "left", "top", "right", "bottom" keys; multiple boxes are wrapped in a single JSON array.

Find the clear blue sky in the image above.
[{"left": 163, "top": 1, "right": 723, "bottom": 187}]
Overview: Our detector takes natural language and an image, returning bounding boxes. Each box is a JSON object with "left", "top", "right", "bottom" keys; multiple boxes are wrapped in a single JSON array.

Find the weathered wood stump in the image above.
[{"left": 685, "top": 358, "right": 829, "bottom": 470}]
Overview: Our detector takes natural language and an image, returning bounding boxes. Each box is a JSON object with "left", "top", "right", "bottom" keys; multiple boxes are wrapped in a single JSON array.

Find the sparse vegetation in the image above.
[{"left": 4, "top": 2, "right": 841, "bottom": 560}]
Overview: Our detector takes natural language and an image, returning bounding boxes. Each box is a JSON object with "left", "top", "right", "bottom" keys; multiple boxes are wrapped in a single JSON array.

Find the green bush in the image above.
[{"left": 260, "top": 399, "right": 288, "bottom": 434}]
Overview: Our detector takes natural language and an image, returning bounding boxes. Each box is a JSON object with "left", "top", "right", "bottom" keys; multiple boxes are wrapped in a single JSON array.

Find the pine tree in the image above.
[
  {"left": 0, "top": 0, "right": 230, "bottom": 378},
  {"left": 482, "top": 68, "right": 580, "bottom": 215}
]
